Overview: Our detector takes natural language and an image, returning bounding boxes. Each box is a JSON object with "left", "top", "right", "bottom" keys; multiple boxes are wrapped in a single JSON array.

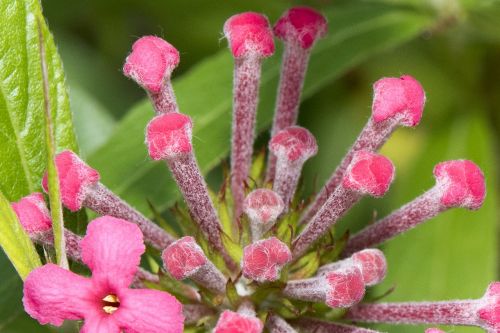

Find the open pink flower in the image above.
[{"left": 23, "top": 216, "right": 184, "bottom": 333}]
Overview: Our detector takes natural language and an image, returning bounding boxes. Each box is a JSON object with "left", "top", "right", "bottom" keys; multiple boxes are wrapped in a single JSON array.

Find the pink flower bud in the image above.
[
  {"left": 342, "top": 151, "right": 395, "bottom": 197},
  {"left": 11, "top": 193, "right": 52, "bottom": 234},
  {"left": 351, "top": 249, "right": 387, "bottom": 286},
  {"left": 242, "top": 237, "right": 292, "bottom": 282},
  {"left": 325, "top": 265, "right": 365, "bottom": 308},
  {"left": 477, "top": 282, "right": 500, "bottom": 332},
  {"left": 223, "top": 12, "right": 274, "bottom": 58},
  {"left": 433, "top": 160, "right": 486, "bottom": 210},
  {"left": 123, "top": 36, "right": 180, "bottom": 93},
  {"left": 273, "top": 7, "right": 328, "bottom": 49},
  {"left": 372, "top": 75, "right": 426, "bottom": 127},
  {"left": 146, "top": 113, "right": 193, "bottom": 160},
  {"left": 162, "top": 236, "right": 207, "bottom": 280},
  {"left": 42, "top": 150, "right": 100, "bottom": 212},
  {"left": 214, "top": 310, "right": 264, "bottom": 333},
  {"left": 425, "top": 329, "right": 446, "bottom": 333},
  {"left": 269, "top": 126, "right": 318, "bottom": 164},
  {"left": 244, "top": 189, "right": 284, "bottom": 225}
]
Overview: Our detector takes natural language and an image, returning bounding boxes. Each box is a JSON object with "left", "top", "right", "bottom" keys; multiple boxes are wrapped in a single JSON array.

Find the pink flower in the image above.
[
  {"left": 11, "top": 192, "right": 52, "bottom": 235},
  {"left": 213, "top": 310, "right": 263, "bottom": 333},
  {"left": 23, "top": 216, "right": 184, "bottom": 332}
]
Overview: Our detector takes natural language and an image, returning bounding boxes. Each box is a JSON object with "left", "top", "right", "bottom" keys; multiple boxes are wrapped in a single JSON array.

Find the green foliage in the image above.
[{"left": 0, "top": 0, "right": 78, "bottom": 330}]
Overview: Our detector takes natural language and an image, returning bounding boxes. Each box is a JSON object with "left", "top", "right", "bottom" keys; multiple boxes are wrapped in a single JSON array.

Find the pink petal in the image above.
[
  {"left": 114, "top": 288, "right": 184, "bottom": 333},
  {"left": 23, "top": 264, "right": 95, "bottom": 326},
  {"left": 81, "top": 216, "right": 145, "bottom": 290},
  {"left": 80, "top": 314, "right": 120, "bottom": 333}
]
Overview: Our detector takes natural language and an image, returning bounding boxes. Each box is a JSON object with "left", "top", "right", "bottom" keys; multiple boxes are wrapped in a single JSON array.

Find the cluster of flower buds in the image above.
[{"left": 11, "top": 5, "right": 497, "bottom": 333}]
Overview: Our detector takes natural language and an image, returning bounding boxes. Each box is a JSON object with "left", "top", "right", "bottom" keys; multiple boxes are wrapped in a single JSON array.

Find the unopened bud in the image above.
[
  {"left": 11, "top": 193, "right": 52, "bottom": 235},
  {"left": 242, "top": 237, "right": 292, "bottom": 282}
]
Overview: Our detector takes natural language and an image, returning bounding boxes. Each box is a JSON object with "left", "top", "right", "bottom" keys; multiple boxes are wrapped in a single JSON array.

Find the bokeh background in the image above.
[{"left": 1, "top": 0, "right": 499, "bottom": 332}]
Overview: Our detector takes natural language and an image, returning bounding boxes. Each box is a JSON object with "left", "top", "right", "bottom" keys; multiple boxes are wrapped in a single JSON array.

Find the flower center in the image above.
[{"left": 102, "top": 294, "right": 120, "bottom": 314}]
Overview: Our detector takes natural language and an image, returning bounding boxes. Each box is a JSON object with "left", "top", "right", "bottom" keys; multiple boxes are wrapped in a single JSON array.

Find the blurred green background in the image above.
[{"left": 1, "top": 0, "right": 499, "bottom": 332}]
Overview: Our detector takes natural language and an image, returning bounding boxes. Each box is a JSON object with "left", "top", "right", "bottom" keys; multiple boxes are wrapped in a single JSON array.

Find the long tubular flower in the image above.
[
  {"left": 292, "top": 151, "right": 395, "bottom": 258},
  {"left": 342, "top": 160, "right": 486, "bottom": 256},
  {"left": 162, "top": 236, "right": 227, "bottom": 294},
  {"left": 346, "top": 282, "right": 500, "bottom": 332},
  {"left": 269, "top": 126, "right": 317, "bottom": 211},
  {"left": 300, "top": 75, "right": 425, "bottom": 224},
  {"left": 224, "top": 12, "right": 275, "bottom": 217},
  {"left": 293, "top": 318, "right": 383, "bottom": 333},
  {"left": 241, "top": 237, "right": 292, "bottom": 282},
  {"left": 267, "top": 314, "right": 297, "bottom": 333},
  {"left": 146, "top": 112, "right": 236, "bottom": 269},
  {"left": 318, "top": 249, "right": 387, "bottom": 287},
  {"left": 123, "top": 36, "right": 180, "bottom": 114},
  {"left": 23, "top": 216, "right": 185, "bottom": 332},
  {"left": 11, "top": 193, "right": 159, "bottom": 284},
  {"left": 42, "top": 150, "right": 175, "bottom": 250},
  {"left": 283, "top": 263, "right": 365, "bottom": 308},
  {"left": 244, "top": 189, "right": 284, "bottom": 241},
  {"left": 266, "top": 7, "right": 327, "bottom": 181}
]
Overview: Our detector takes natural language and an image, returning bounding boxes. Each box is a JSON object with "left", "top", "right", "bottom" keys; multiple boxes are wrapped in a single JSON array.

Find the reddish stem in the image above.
[
  {"left": 342, "top": 189, "right": 441, "bottom": 257},
  {"left": 267, "top": 314, "right": 297, "bottom": 333},
  {"left": 231, "top": 57, "right": 262, "bottom": 218},
  {"left": 300, "top": 117, "right": 399, "bottom": 225},
  {"left": 149, "top": 80, "right": 179, "bottom": 114},
  {"left": 83, "top": 182, "right": 175, "bottom": 250},
  {"left": 266, "top": 44, "right": 310, "bottom": 181},
  {"left": 293, "top": 318, "right": 382, "bottom": 333},
  {"left": 346, "top": 301, "right": 479, "bottom": 327}
]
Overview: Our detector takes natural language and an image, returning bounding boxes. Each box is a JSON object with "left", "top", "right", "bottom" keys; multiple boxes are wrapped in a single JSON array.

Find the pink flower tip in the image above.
[
  {"left": 433, "top": 160, "right": 486, "bottom": 210},
  {"left": 11, "top": 193, "right": 52, "bottom": 234},
  {"left": 162, "top": 236, "right": 207, "bottom": 280},
  {"left": 223, "top": 12, "right": 275, "bottom": 58},
  {"left": 146, "top": 113, "right": 193, "bottom": 160},
  {"left": 324, "top": 265, "right": 365, "bottom": 308},
  {"left": 351, "top": 249, "right": 387, "bottom": 286},
  {"left": 342, "top": 151, "right": 395, "bottom": 197},
  {"left": 477, "top": 282, "right": 500, "bottom": 331},
  {"left": 425, "top": 329, "right": 446, "bottom": 333},
  {"left": 42, "top": 150, "right": 100, "bottom": 212},
  {"left": 273, "top": 7, "right": 328, "bottom": 49},
  {"left": 269, "top": 126, "right": 318, "bottom": 164},
  {"left": 372, "top": 75, "right": 426, "bottom": 127},
  {"left": 244, "top": 189, "right": 284, "bottom": 224},
  {"left": 123, "top": 36, "right": 180, "bottom": 93},
  {"left": 214, "top": 310, "right": 264, "bottom": 333},
  {"left": 242, "top": 237, "right": 292, "bottom": 282}
]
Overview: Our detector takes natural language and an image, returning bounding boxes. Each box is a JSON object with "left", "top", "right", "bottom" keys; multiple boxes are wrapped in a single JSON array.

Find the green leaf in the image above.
[
  {"left": 37, "top": 17, "right": 68, "bottom": 268},
  {"left": 0, "top": 0, "right": 78, "bottom": 329},
  {"left": 88, "top": 3, "right": 434, "bottom": 215},
  {"left": 0, "top": 192, "right": 41, "bottom": 279}
]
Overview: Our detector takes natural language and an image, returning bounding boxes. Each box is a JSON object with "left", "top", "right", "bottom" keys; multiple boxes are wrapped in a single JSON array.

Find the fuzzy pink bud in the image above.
[
  {"left": 123, "top": 36, "right": 180, "bottom": 93},
  {"left": 269, "top": 126, "right": 318, "bottom": 164},
  {"left": 342, "top": 151, "right": 395, "bottom": 197},
  {"left": 270, "top": 126, "right": 318, "bottom": 210},
  {"left": 372, "top": 75, "right": 426, "bottom": 127},
  {"left": 433, "top": 160, "right": 486, "bottom": 210},
  {"left": 162, "top": 236, "right": 207, "bottom": 280},
  {"left": 146, "top": 113, "right": 193, "bottom": 160},
  {"left": 325, "top": 265, "right": 365, "bottom": 308},
  {"left": 214, "top": 310, "right": 264, "bottom": 333},
  {"left": 242, "top": 237, "right": 292, "bottom": 282},
  {"left": 477, "top": 282, "right": 500, "bottom": 332},
  {"left": 273, "top": 7, "right": 327, "bottom": 49},
  {"left": 425, "top": 329, "right": 446, "bottom": 333},
  {"left": 223, "top": 12, "right": 274, "bottom": 58},
  {"left": 244, "top": 189, "right": 284, "bottom": 224},
  {"left": 352, "top": 249, "right": 387, "bottom": 286},
  {"left": 42, "top": 150, "right": 100, "bottom": 212},
  {"left": 11, "top": 193, "right": 52, "bottom": 234}
]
